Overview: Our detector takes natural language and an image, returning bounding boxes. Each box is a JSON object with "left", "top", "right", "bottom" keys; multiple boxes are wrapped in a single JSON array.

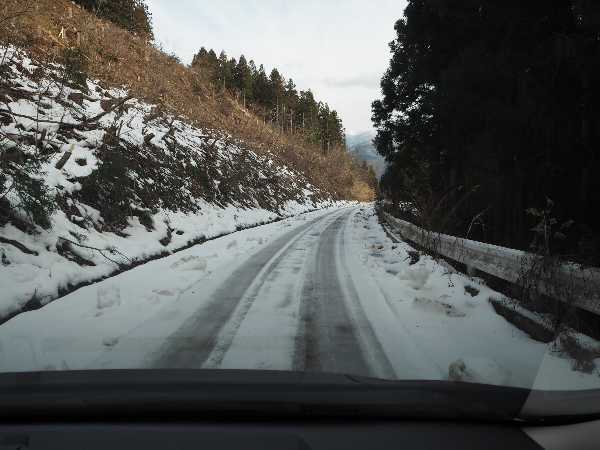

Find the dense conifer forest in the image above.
[
  {"left": 373, "top": 1, "right": 600, "bottom": 264},
  {"left": 192, "top": 48, "right": 345, "bottom": 154}
]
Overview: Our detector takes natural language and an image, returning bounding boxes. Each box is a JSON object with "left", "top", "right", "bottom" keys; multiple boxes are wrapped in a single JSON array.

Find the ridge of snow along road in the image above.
[
  {"left": 342, "top": 207, "right": 600, "bottom": 390},
  {"left": 380, "top": 211, "right": 600, "bottom": 316},
  {"left": 0, "top": 45, "right": 349, "bottom": 322}
]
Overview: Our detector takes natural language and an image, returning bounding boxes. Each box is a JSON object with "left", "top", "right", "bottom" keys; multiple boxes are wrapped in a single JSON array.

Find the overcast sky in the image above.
[{"left": 145, "top": 0, "right": 405, "bottom": 135}]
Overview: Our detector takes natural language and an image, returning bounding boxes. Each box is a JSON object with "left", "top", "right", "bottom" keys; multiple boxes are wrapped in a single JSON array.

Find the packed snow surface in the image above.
[{"left": 1, "top": 204, "right": 598, "bottom": 392}]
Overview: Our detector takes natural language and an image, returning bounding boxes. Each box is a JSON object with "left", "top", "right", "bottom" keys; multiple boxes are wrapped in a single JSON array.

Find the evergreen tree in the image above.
[
  {"left": 233, "top": 55, "right": 254, "bottom": 105},
  {"left": 269, "top": 69, "right": 285, "bottom": 100},
  {"left": 298, "top": 89, "right": 318, "bottom": 130},
  {"left": 253, "top": 64, "right": 271, "bottom": 108},
  {"left": 248, "top": 60, "right": 258, "bottom": 77},
  {"left": 214, "top": 51, "right": 235, "bottom": 90},
  {"left": 284, "top": 78, "right": 297, "bottom": 103},
  {"left": 191, "top": 47, "right": 218, "bottom": 80},
  {"left": 269, "top": 68, "right": 285, "bottom": 124},
  {"left": 192, "top": 47, "right": 208, "bottom": 65},
  {"left": 73, "top": 0, "right": 153, "bottom": 39}
]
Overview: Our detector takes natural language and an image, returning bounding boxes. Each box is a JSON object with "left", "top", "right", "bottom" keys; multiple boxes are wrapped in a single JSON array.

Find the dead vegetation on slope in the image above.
[{"left": 0, "top": 0, "right": 374, "bottom": 200}]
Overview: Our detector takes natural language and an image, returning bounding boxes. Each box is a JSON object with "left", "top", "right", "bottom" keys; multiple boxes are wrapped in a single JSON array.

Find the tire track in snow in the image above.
[
  {"left": 202, "top": 211, "right": 343, "bottom": 370},
  {"left": 336, "top": 211, "right": 397, "bottom": 379},
  {"left": 294, "top": 211, "right": 395, "bottom": 378},
  {"left": 340, "top": 208, "right": 447, "bottom": 379},
  {"left": 150, "top": 209, "right": 345, "bottom": 369}
]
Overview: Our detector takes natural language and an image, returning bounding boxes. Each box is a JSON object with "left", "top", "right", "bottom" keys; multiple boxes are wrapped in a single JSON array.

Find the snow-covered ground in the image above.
[
  {"left": 0, "top": 197, "right": 342, "bottom": 320},
  {"left": 0, "top": 207, "right": 343, "bottom": 372},
  {"left": 1, "top": 204, "right": 598, "bottom": 391},
  {"left": 349, "top": 207, "right": 600, "bottom": 390},
  {"left": 0, "top": 46, "right": 340, "bottom": 319}
]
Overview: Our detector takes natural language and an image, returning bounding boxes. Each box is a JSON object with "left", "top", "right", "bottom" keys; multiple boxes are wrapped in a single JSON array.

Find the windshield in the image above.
[{"left": 1, "top": 0, "right": 599, "bottom": 421}]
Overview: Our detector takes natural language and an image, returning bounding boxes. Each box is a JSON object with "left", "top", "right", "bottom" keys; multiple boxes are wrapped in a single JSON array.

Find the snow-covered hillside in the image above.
[{"left": 0, "top": 46, "right": 347, "bottom": 322}]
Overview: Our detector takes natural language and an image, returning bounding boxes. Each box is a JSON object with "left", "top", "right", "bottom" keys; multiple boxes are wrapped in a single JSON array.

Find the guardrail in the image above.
[{"left": 381, "top": 211, "right": 600, "bottom": 316}]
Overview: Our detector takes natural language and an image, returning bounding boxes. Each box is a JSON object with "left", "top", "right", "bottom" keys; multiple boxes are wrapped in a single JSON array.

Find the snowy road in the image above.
[
  {"left": 152, "top": 208, "right": 394, "bottom": 378},
  {"left": 1, "top": 205, "right": 599, "bottom": 390}
]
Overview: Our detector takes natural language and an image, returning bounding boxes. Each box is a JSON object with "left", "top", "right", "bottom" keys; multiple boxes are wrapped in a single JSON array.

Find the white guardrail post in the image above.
[{"left": 381, "top": 211, "right": 600, "bottom": 316}]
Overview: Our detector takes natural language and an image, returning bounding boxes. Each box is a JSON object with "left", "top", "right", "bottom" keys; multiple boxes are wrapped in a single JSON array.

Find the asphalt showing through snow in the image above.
[
  {"left": 294, "top": 213, "right": 395, "bottom": 377},
  {"left": 152, "top": 208, "right": 394, "bottom": 377}
]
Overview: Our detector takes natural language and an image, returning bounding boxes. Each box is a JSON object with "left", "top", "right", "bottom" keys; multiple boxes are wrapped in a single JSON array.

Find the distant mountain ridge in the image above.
[{"left": 346, "top": 131, "right": 387, "bottom": 179}]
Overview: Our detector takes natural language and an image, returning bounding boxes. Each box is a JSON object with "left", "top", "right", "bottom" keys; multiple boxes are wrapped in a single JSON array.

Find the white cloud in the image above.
[{"left": 145, "top": 0, "right": 406, "bottom": 133}]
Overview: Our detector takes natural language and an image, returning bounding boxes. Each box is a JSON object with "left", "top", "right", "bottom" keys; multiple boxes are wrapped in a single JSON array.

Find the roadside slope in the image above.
[
  {"left": 0, "top": 46, "right": 350, "bottom": 321},
  {"left": 0, "top": 0, "right": 374, "bottom": 200}
]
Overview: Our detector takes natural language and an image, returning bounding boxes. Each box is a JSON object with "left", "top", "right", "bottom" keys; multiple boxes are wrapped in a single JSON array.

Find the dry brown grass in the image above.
[
  {"left": 0, "top": 0, "right": 374, "bottom": 200},
  {"left": 350, "top": 180, "right": 375, "bottom": 202}
]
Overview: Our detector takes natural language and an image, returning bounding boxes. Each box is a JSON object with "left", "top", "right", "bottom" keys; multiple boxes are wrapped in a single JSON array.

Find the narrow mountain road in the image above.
[
  {"left": 2, "top": 204, "right": 596, "bottom": 390},
  {"left": 151, "top": 207, "right": 396, "bottom": 378}
]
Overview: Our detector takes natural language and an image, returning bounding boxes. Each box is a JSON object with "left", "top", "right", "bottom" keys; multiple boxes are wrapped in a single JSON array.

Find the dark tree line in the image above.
[
  {"left": 192, "top": 47, "right": 345, "bottom": 153},
  {"left": 373, "top": 0, "right": 600, "bottom": 263},
  {"left": 72, "top": 0, "right": 153, "bottom": 39}
]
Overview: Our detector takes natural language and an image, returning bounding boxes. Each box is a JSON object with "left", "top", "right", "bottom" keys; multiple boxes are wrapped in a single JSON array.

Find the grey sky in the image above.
[{"left": 145, "top": 0, "right": 405, "bottom": 134}]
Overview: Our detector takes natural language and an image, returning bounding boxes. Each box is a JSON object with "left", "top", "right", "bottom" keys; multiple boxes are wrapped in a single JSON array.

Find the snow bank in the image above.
[
  {"left": 344, "top": 206, "right": 600, "bottom": 390},
  {"left": 381, "top": 211, "right": 600, "bottom": 316},
  {"left": 0, "top": 208, "right": 342, "bottom": 372}
]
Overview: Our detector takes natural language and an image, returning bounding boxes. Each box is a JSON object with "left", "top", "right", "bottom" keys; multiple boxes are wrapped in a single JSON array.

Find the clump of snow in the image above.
[
  {"left": 448, "top": 357, "right": 512, "bottom": 386},
  {"left": 170, "top": 255, "right": 207, "bottom": 271},
  {"left": 102, "top": 336, "right": 119, "bottom": 348},
  {"left": 397, "top": 266, "right": 431, "bottom": 290},
  {"left": 413, "top": 297, "right": 466, "bottom": 318},
  {"left": 96, "top": 285, "right": 121, "bottom": 310}
]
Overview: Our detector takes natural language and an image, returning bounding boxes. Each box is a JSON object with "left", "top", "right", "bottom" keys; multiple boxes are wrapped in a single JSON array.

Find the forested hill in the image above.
[
  {"left": 192, "top": 48, "right": 344, "bottom": 155},
  {"left": 346, "top": 131, "right": 387, "bottom": 179},
  {"left": 373, "top": 1, "right": 600, "bottom": 265},
  {"left": 0, "top": 0, "right": 376, "bottom": 201}
]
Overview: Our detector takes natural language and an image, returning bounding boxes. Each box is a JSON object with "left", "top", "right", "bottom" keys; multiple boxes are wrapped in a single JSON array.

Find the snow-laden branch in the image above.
[
  {"left": 57, "top": 236, "right": 132, "bottom": 267},
  {"left": 0, "top": 95, "right": 134, "bottom": 131}
]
